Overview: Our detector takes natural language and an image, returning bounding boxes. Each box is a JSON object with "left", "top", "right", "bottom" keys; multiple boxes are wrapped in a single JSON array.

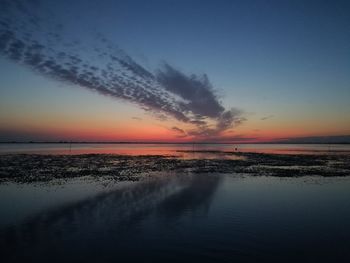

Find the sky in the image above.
[{"left": 0, "top": 0, "right": 349, "bottom": 142}]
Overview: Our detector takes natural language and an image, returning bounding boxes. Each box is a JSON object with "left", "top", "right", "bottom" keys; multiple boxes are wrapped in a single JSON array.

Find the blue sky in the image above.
[{"left": 0, "top": 0, "right": 349, "bottom": 141}]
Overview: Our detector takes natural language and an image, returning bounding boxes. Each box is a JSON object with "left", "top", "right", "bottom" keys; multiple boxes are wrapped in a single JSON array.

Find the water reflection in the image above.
[
  {"left": 156, "top": 175, "right": 219, "bottom": 219},
  {"left": 1, "top": 174, "right": 350, "bottom": 262},
  {"left": 1, "top": 174, "right": 221, "bottom": 262}
]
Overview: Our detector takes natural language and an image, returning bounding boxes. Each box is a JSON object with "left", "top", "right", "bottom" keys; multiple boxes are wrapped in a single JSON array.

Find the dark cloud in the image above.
[
  {"left": 157, "top": 63, "right": 224, "bottom": 118},
  {"left": 0, "top": 0, "right": 245, "bottom": 139},
  {"left": 186, "top": 109, "right": 246, "bottom": 139}
]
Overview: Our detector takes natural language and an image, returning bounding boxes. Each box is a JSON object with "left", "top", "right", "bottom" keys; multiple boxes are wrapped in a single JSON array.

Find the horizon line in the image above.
[{"left": 1, "top": 141, "right": 349, "bottom": 145}]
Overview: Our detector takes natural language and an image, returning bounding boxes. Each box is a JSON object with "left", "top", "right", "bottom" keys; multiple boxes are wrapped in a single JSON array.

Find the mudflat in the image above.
[{"left": 1, "top": 152, "right": 349, "bottom": 183}]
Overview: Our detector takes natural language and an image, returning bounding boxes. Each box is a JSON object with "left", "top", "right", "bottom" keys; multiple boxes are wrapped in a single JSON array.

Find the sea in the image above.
[
  {"left": 0, "top": 143, "right": 350, "bottom": 262},
  {"left": 0, "top": 142, "right": 349, "bottom": 156}
]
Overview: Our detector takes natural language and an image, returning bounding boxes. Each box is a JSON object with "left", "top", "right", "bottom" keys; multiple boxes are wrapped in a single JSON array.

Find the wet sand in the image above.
[{"left": 1, "top": 151, "right": 349, "bottom": 183}]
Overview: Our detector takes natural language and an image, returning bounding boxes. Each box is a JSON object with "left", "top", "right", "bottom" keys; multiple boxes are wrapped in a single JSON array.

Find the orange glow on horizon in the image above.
[{"left": 1, "top": 110, "right": 349, "bottom": 142}]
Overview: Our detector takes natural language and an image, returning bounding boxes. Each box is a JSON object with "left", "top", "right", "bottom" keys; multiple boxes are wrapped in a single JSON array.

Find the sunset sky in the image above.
[{"left": 0, "top": 0, "right": 349, "bottom": 142}]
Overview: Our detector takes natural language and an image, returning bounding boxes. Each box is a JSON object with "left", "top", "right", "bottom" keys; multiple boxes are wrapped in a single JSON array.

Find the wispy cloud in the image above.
[
  {"left": 170, "top": 126, "right": 187, "bottom": 138},
  {"left": 0, "top": 0, "right": 245, "bottom": 140},
  {"left": 261, "top": 115, "right": 274, "bottom": 121}
]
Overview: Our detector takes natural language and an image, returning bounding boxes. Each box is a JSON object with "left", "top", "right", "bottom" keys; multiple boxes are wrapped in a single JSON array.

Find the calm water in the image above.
[
  {"left": 0, "top": 143, "right": 350, "bottom": 156},
  {"left": 1, "top": 173, "right": 350, "bottom": 262}
]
